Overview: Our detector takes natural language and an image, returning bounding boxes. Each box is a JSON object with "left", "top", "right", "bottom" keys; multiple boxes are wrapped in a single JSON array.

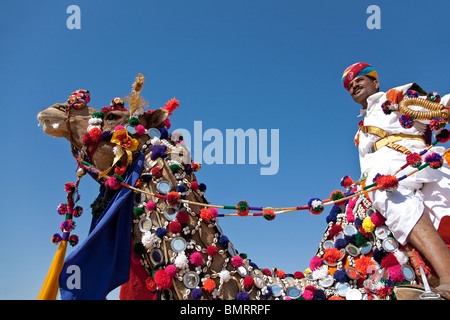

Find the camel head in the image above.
[{"left": 37, "top": 77, "right": 171, "bottom": 173}]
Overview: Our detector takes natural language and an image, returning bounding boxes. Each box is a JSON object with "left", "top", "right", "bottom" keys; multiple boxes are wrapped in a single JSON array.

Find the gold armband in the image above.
[{"left": 398, "top": 97, "right": 449, "bottom": 121}]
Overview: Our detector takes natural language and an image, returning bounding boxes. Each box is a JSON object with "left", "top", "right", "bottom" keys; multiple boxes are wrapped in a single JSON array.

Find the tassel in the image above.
[{"left": 36, "top": 240, "right": 68, "bottom": 300}]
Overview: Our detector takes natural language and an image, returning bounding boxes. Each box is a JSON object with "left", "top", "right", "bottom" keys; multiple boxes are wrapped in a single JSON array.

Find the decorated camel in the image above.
[{"left": 37, "top": 74, "right": 449, "bottom": 300}]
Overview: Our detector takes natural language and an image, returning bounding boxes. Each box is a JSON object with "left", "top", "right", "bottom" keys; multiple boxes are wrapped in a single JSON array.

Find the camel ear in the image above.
[{"left": 142, "top": 108, "right": 168, "bottom": 129}]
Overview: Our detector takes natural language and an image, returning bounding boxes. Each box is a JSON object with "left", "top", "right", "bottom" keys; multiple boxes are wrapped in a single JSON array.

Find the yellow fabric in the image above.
[{"left": 36, "top": 240, "right": 67, "bottom": 300}]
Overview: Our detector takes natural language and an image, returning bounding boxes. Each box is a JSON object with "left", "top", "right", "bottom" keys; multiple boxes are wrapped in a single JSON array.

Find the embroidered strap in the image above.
[{"left": 360, "top": 125, "right": 426, "bottom": 155}]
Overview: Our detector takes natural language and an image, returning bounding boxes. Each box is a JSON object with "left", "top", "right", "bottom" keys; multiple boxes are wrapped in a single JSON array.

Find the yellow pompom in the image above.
[{"left": 362, "top": 217, "right": 376, "bottom": 233}]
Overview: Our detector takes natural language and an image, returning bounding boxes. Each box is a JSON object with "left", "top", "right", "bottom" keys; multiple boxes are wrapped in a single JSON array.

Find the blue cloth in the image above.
[{"left": 59, "top": 152, "right": 144, "bottom": 300}]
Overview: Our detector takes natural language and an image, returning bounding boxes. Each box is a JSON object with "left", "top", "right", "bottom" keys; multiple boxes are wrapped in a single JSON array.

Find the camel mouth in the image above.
[{"left": 37, "top": 111, "right": 67, "bottom": 137}]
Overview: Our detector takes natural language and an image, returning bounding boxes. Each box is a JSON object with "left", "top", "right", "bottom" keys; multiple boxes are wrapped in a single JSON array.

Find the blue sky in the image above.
[{"left": 1, "top": 0, "right": 449, "bottom": 299}]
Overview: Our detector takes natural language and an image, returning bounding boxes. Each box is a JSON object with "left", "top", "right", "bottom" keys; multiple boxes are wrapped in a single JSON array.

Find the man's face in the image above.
[{"left": 348, "top": 76, "right": 379, "bottom": 107}]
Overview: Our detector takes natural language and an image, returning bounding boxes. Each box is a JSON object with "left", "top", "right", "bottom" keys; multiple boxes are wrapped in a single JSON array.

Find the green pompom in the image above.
[{"left": 128, "top": 117, "right": 139, "bottom": 126}]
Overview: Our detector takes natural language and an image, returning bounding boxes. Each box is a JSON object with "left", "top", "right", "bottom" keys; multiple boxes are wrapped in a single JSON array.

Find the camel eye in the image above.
[{"left": 106, "top": 113, "right": 118, "bottom": 121}]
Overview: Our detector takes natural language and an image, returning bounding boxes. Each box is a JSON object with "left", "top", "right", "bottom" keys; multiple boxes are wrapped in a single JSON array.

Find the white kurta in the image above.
[{"left": 356, "top": 84, "right": 450, "bottom": 245}]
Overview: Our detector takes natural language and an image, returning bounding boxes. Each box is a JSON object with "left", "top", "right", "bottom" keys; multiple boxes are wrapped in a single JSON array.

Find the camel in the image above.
[{"left": 37, "top": 74, "right": 445, "bottom": 300}]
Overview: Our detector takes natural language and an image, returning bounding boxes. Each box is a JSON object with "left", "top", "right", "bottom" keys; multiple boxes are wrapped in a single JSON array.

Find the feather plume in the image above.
[{"left": 124, "top": 73, "right": 149, "bottom": 116}]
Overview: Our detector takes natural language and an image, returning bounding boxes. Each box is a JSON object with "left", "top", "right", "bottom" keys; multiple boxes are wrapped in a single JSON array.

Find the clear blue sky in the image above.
[{"left": 1, "top": 0, "right": 449, "bottom": 299}]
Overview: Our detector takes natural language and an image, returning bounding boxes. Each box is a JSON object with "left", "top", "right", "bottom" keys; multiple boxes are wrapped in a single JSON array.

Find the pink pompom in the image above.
[
  {"left": 190, "top": 252, "right": 204, "bottom": 266},
  {"left": 231, "top": 256, "right": 244, "bottom": 268},
  {"left": 302, "top": 290, "right": 314, "bottom": 300},
  {"left": 146, "top": 201, "right": 156, "bottom": 211},
  {"left": 114, "top": 125, "right": 125, "bottom": 131},
  {"left": 209, "top": 207, "right": 218, "bottom": 218},
  {"left": 309, "top": 256, "right": 322, "bottom": 271},
  {"left": 370, "top": 211, "right": 386, "bottom": 227},
  {"left": 165, "top": 265, "right": 177, "bottom": 278},
  {"left": 135, "top": 124, "right": 146, "bottom": 136},
  {"left": 388, "top": 265, "right": 405, "bottom": 283}
]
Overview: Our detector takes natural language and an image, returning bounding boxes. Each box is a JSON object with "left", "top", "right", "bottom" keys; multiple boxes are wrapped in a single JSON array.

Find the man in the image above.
[{"left": 342, "top": 62, "right": 450, "bottom": 297}]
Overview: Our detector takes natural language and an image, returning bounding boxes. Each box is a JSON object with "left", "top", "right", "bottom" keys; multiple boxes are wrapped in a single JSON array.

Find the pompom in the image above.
[
  {"left": 263, "top": 209, "right": 276, "bottom": 221},
  {"left": 406, "top": 152, "right": 422, "bottom": 168},
  {"left": 145, "top": 277, "right": 157, "bottom": 292},
  {"left": 89, "top": 127, "right": 103, "bottom": 143},
  {"left": 209, "top": 207, "right": 218, "bottom": 219},
  {"left": 203, "top": 278, "right": 216, "bottom": 293},
  {"left": 309, "top": 256, "right": 322, "bottom": 271},
  {"left": 166, "top": 191, "right": 180, "bottom": 207},
  {"left": 237, "top": 292, "right": 250, "bottom": 300},
  {"left": 334, "top": 238, "right": 347, "bottom": 250},
  {"left": 381, "top": 253, "right": 399, "bottom": 268},
  {"left": 206, "top": 245, "right": 218, "bottom": 256},
  {"left": 155, "top": 227, "right": 167, "bottom": 238},
  {"left": 370, "top": 210, "right": 386, "bottom": 227},
  {"left": 165, "top": 265, "right": 177, "bottom": 277},
  {"left": 425, "top": 152, "right": 443, "bottom": 169},
  {"left": 276, "top": 270, "right": 286, "bottom": 279},
  {"left": 430, "top": 118, "right": 446, "bottom": 131},
  {"left": 150, "top": 145, "right": 168, "bottom": 161},
  {"left": 302, "top": 289, "right": 314, "bottom": 300},
  {"left": 231, "top": 255, "right": 243, "bottom": 268},
  {"left": 154, "top": 269, "right": 172, "bottom": 290},
  {"left": 135, "top": 124, "right": 146, "bottom": 136},
  {"left": 218, "top": 270, "right": 231, "bottom": 283},
  {"left": 330, "top": 190, "right": 346, "bottom": 206},
  {"left": 243, "top": 276, "right": 254, "bottom": 289},
  {"left": 406, "top": 89, "right": 419, "bottom": 98},
  {"left": 326, "top": 205, "right": 340, "bottom": 223},
  {"left": 169, "top": 221, "right": 182, "bottom": 233},
  {"left": 323, "top": 248, "right": 342, "bottom": 264},
  {"left": 101, "top": 130, "right": 113, "bottom": 141},
  {"left": 379, "top": 174, "right": 399, "bottom": 191},
  {"left": 200, "top": 208, "right": 212, "bottom": 221},
  {"left": 176, "top": 210, "right": 189, "bottom": 224},
  {"left": 236, "top": 201, "right": 250, "bottom": 216},
  {"left": 294, "top": 271, "right": 305, "bottom": 279},
  {"left": 427, "top": 92, "right": 441, "bottom": 103},
  {"left": 399, "top": 114, "right": 415, "bottom": 129},
  {"left": 191, "top": 288, "right": 203, "bottom": 300},
  {"left": 313, "top": 289, "right": 327, "bottom": 300},
  {"left": 146, "top": 201, "right": 157, "bottom": 211},
  {"left": 381, "top": 100, "right": 394, "bottom": 115},
  {"left": 142, "top": 231, "right": 158, "bottom": 249},
  {"left": 218, "top": 235, "right": 229, "bottom": 247},
  {"left": 133, "top": 206, "right": 144, "bottom": 217},
  {"left": 174, "top": 252, "right": 189, "bottom": 270},
  {"left": 333, "top": 269, "right": 348, "bottom": 282},
  {"left": 57, "top": 203, "right": 67, "bottom": 215},
  {"left": 51, "top": 233, "right": 62, "bottom": 244},
  {"left": 436, "top": 129, "right": 450, "bottom": 143},
  {"left": 355, "top": 256, "right": 376, "bottom": 276},
  {"left": 329, "top": 224, "right": 343, "bottom": 239},
  {"left": 263, "top": 268, "right": 272, "bottom": 276},
  {"left": 151, "top": 166, "right": 163, "bottom": 179},
  {"left": 190, "top": 181, "right": 199, "bottom": 191},
  {"left": 340, "top": 175, "right": 354, "bottom": 188},
  {"left": 68, "top": 233, "right": 78, "bottom": 245},
  {"left": 388, "top": 264, "right": 405, "bottom": 283},
  {"left": 190, "top": 252, "right": 204, "bottom": 266},
  {"left": 308, "top": 198, "right": 324, "bottom": 215},
  {"left": 362, "top": 216, "right": 376, "bottom": 233}
]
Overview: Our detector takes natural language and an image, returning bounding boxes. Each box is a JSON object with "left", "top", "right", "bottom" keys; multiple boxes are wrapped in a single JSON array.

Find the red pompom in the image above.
[
  {"left": 380, "top": 175, "right": 399, "bottom": 191},
  {"left": 169, "top": 221, "right": 182, "bottom": 233},
  {"left": 329, "top": 224, "right": 343, "bottom": 239},
  {"left": 176, "top": 210, "right": 189, "bottom": 224},
  {"left": 370, "top": 211, "right": 386, "bottom": 227},
  {"left": 89, "top": 127, "right": 103, "bottom": 143},
  {"left": 190, "top": 181, "right": 199, "bottom": 191},
  {"left": 151, "top": 166, "right": 163, "bottom": 179},
  {"left": 190, "top": 252, "right": 204, "bottom": 266},
  {"left": 153, "top": 270, "right": 172, "bottom": 290},
  {"left": 206, "top": 245, "right": 218, "bottom": 256},
  {"left": 200, "top": 208, "right": 212, "bottom": 221},
  {"left": 263, "top": 268, "right": 272, "bottom": 276},
  {"left": 381, "top": 253, "right": 399, "bottom": 268},
  {"left": 294, "top": 271, "right": 305, "bottom": 279},
  {"left": 166, "top": 191, "right": 180, "bottom": 207},
  {"left": 243, "top": 276, "right": 254, "bottom": 289}
]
